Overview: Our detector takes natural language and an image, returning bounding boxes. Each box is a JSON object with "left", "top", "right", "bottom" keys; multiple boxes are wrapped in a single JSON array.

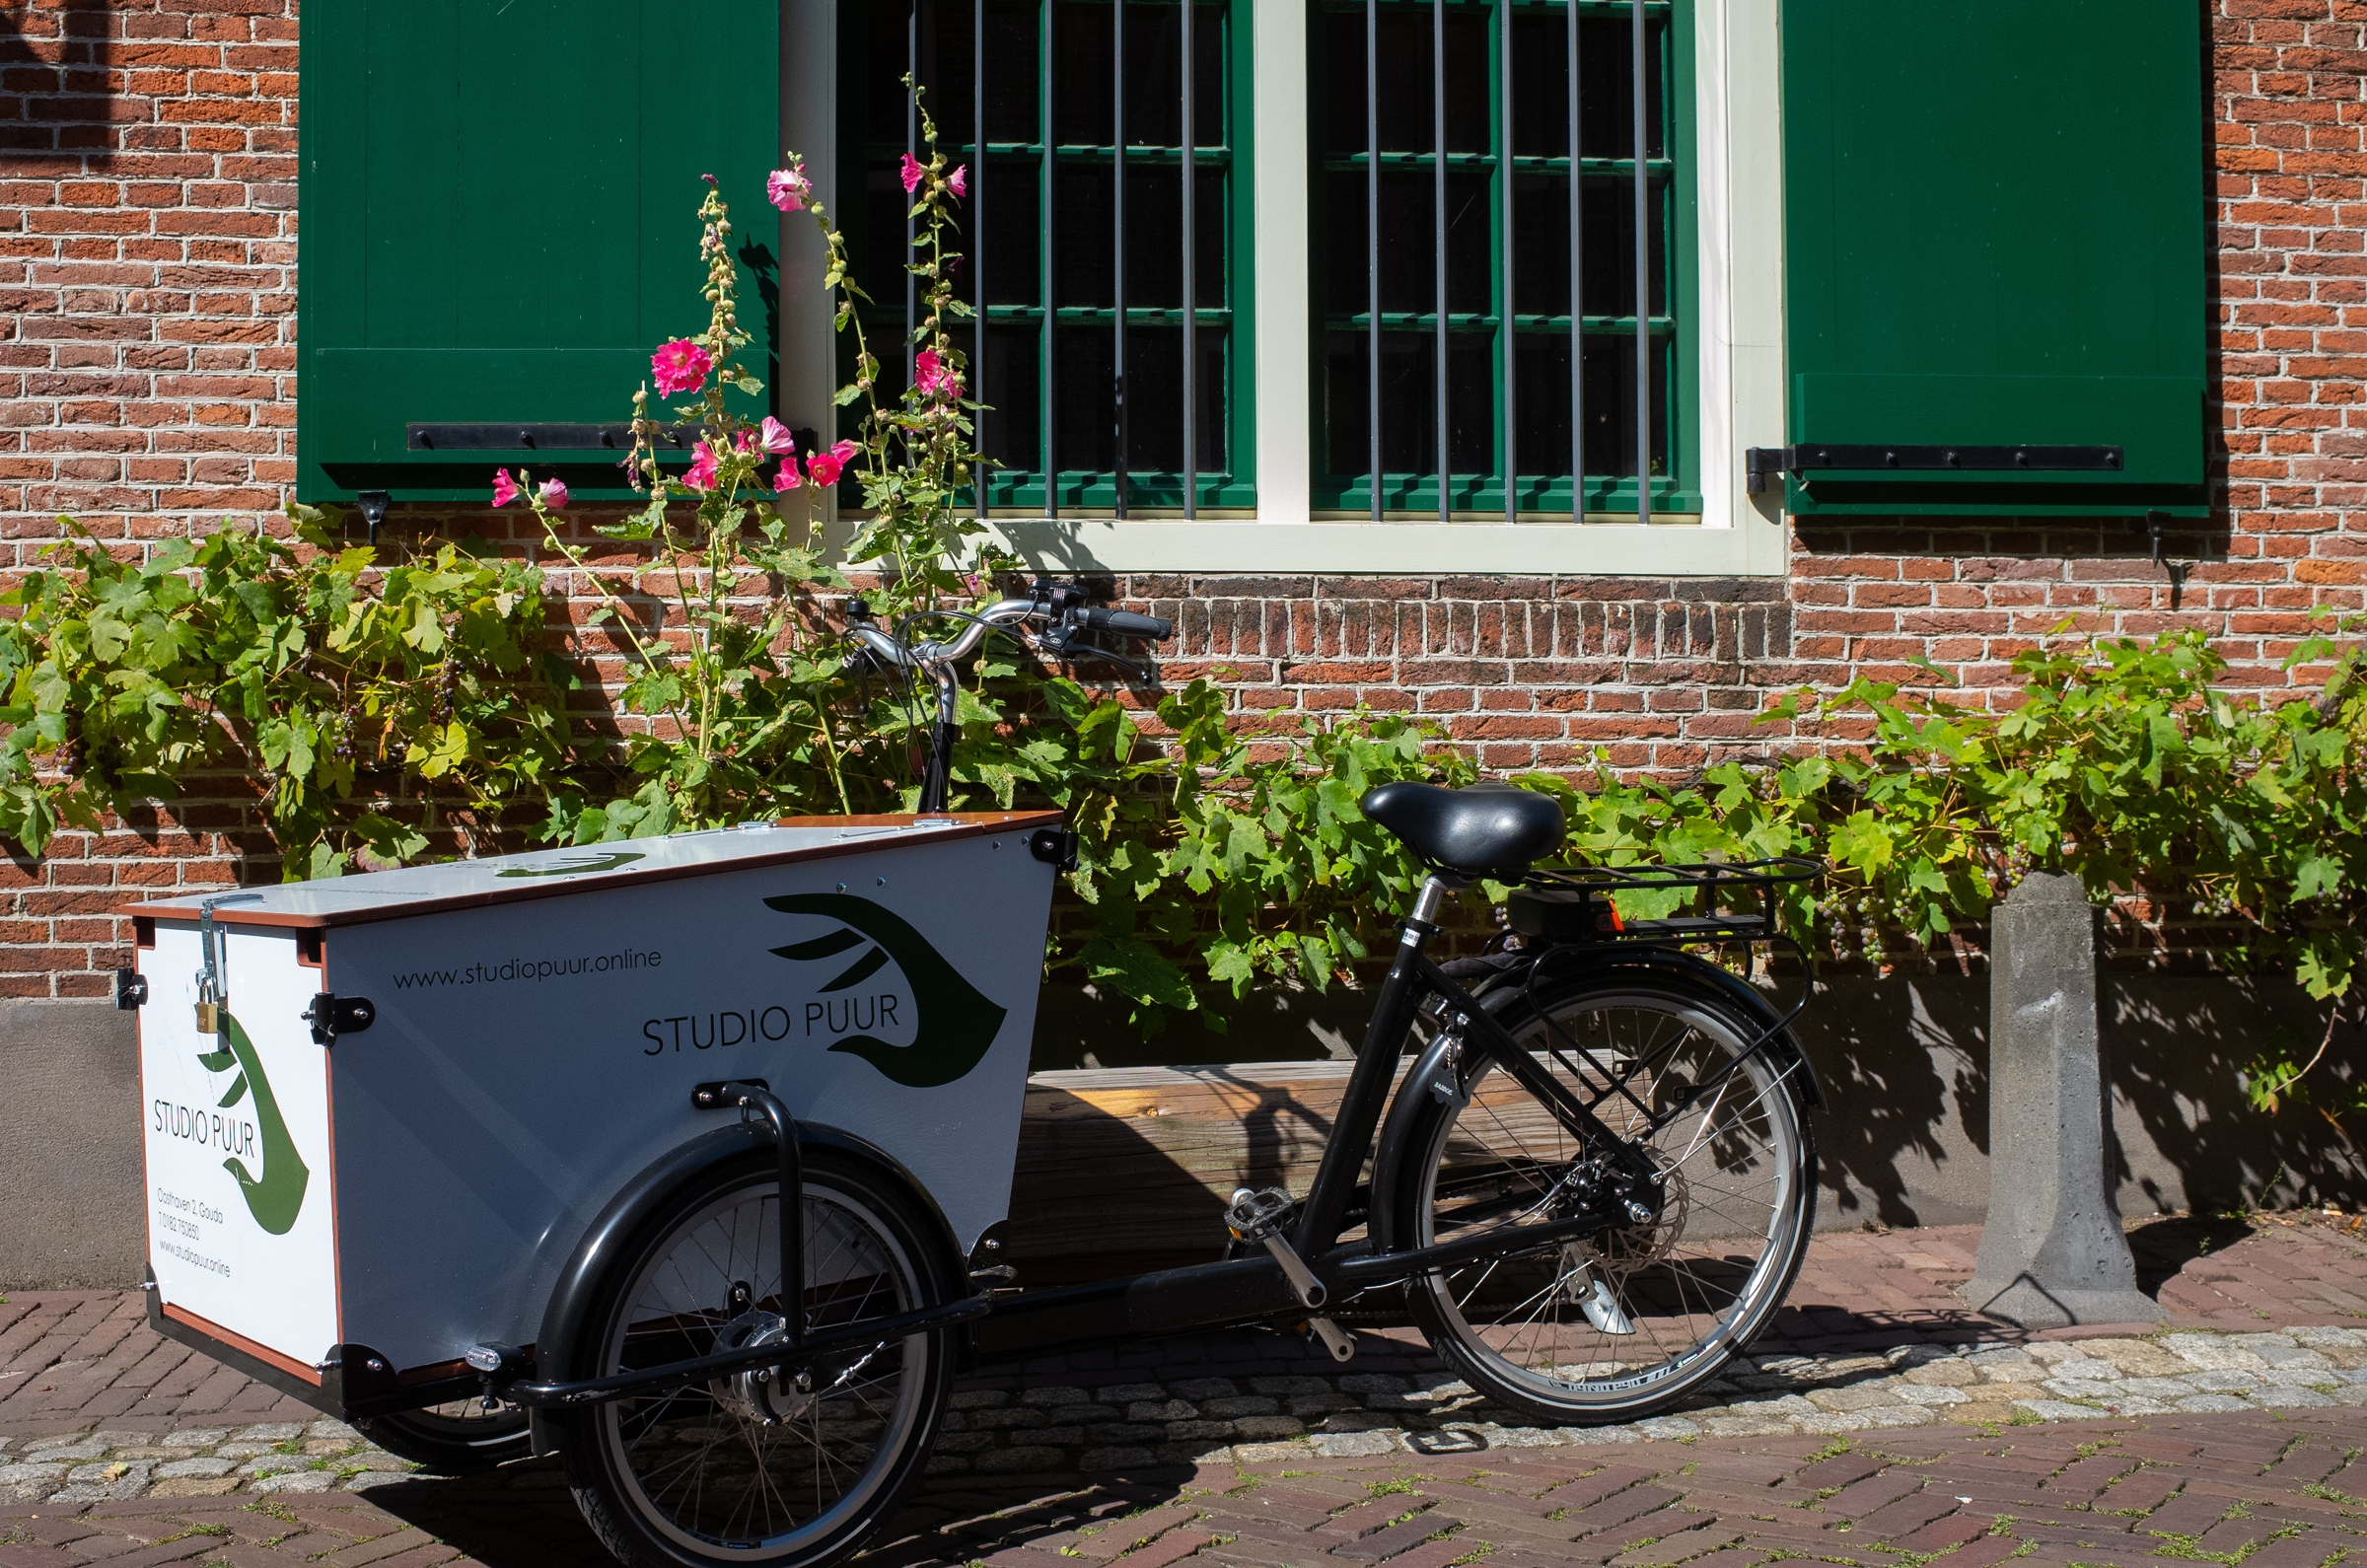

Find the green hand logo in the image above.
[
  {"left": 195, "top": 1013, "right": 311, "bottom": 1236},
  {"left": 765, "top": 893, "right": 1007, "bottom": 1089}
]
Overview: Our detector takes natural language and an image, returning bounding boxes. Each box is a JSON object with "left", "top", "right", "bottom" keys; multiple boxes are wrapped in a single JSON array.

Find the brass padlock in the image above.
[{"left": 194, "top": 1000, "right": 220, "bottom": 1034}]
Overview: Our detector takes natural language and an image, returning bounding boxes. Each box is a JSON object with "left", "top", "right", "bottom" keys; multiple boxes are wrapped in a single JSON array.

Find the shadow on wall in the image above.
[
  {"left": 1026, "top": 969, "right": 2367, "bottom": 1254},
  {"left": 1688, "top": 972, "right": 2363, "bottom": 1227},
  {"left": 1788, "top": 508, "right": 2231, "bottom": 613},
  {"left": 0, "top": 0, "right": 114, "bottom": 164}
]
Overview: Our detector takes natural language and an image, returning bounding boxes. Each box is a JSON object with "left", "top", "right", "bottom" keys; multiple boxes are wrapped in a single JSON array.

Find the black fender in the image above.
[
  {"left": 1365, "top": 948, "right": 1824, "bottom": 1254},
  {"left": 533, "top": 1119, "right": 964, "bottom": 1395},
  {"left": 1466, "top": 947, "right": 1825, "bottom": 1111}
]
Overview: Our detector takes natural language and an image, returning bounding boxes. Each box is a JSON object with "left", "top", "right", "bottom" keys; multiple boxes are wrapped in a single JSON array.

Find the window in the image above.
[
  {"left": 838, "top": 1, "right": 1255, "bottom": 516},
  {"left": 1308, "top": 0, "right": 1697, "bottom": 521}
]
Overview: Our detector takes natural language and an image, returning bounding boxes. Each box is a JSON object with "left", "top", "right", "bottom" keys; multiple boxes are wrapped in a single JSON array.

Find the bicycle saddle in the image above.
[{"left": 1360, "top": 782, "right": 1565, "bottom": 877}]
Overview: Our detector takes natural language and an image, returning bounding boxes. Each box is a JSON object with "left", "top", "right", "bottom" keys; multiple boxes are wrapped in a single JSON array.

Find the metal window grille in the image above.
[
  {"left": 851, "top": 0, "right": 1242, "bottom": 518},
  {"left": 1321, "top": 0, "right": 1681, "bottom": 520}
]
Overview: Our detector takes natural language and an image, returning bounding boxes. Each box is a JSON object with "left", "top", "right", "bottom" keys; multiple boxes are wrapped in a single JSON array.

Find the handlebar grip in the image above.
[{"left": 1080, "top": 606, "right": 1173, "bottom": 641}]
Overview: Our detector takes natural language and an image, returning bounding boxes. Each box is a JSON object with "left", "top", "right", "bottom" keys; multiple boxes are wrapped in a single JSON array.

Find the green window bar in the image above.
[
  {"left": 1315, "top": 0, "right": 1698, "bottom": 519},
  {"left": 843, "top": 1, "right": 1254, "bottom": 518}
]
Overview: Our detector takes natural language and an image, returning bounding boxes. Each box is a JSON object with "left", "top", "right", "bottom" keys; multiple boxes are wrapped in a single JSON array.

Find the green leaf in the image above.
[{"left": 1083, "top": 933, "right": 1197, "bottom": 1011}]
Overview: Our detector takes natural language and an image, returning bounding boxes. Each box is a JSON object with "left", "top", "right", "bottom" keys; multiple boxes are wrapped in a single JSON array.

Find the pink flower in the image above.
[
  {"left": 766, "top": 166, "right": 811, "bottom": 212},
  {"left": 651, "top": 338, "right": 713, "bottom": 397},
  {"left": 899, "top": 153, "right": 924, "bottom": 194},
  {"left": 773, "top": 462, "right": 803, "bottom": 492},
  {"left": 947, "top": 164, "right": 968, "bottom": 197},
  {"left": 491, "top": 468, "right": 519, "bottom": 508},
  {"left": 913, "top": 349, "right": 959, "bottom": 399},
  {"left": 683, "top": 440, "right": 720, "bottom": 492},
  {"left": 735, "top": 429, "right": 757, "bottom": 456},
  {"left": 758, "top": 415, "right": 798, "bottom": 455},
  {"left": 538, "top": 476, "right": 569, "bottom": 510},
  {"left": 806, "top": 441, "right": 858, "bottom": 488}
]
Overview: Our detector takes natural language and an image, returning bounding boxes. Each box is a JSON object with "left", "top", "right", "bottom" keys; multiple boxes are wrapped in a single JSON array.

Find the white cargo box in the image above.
[{"left": 130, "top": 811, "right": 1062, "bottom": 1406}]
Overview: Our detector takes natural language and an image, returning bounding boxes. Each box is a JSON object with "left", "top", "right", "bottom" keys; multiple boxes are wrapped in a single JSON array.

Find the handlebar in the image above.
[
  {"left": 844, "top": 582, "right": 1169, "bottom": 672},
  {"left": 1079, "top": 606, "right": 1174, "bottom": 640}
]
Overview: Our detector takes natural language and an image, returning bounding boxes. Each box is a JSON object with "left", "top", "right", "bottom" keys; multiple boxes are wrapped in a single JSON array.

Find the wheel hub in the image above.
[
  {"left": 1601, "top": 1165, "right": 1689, "bottom": 1273},
  {"left": 705, "top": 1310, "right": 812, "bottom": 1425}
]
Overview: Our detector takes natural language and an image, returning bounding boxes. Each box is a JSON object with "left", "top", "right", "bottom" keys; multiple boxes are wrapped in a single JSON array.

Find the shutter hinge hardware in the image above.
[
  {"left": 303, "top": 992, "right": 378, "bottom": 1046},
  {"left": 1745, "top": 444, "right": 2124, "bottom": 494},
  {"left": 115, "top": 968, "right": 148, "bottom": 1010},
  {"left": 2147, "top": 509, "right": 2190, "bottom": 609},
  {"left": 355, "top": 491, "right": 391, "bottom": 546}
]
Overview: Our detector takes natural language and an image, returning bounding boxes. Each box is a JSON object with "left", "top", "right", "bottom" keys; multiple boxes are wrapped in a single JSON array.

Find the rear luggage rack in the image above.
[{"left": 1508, "top": 857, "right": 1825, "bottom": 946}]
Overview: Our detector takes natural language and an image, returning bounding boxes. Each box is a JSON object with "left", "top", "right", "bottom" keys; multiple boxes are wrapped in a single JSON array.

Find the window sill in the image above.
[{"left": 981, "top": 515, "right": 1789, "bottom": 577}]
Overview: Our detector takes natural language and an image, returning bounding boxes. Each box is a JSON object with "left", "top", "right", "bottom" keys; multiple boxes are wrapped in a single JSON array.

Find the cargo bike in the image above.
[{"left": 126, "top": 581, "right": 1826, "bottom": 1568}]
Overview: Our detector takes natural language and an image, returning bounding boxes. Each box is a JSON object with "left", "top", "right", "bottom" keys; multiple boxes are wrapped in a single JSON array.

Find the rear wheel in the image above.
[
  {"left": 557, "top": 1149, "right": 957, "bottom": 1568},
  {"left": 1393, "top": 971, "right": 1816, "bottom": 1425}
]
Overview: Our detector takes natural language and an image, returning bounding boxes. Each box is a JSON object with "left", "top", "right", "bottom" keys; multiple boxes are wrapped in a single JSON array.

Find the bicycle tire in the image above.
[
  {"left": 1388, "top": 962, "right": 1817, "bottom": 1425},
  {"left": 553, "top": 1148, "right": 958, "bottom": 1568},
  {"left": 355, "top": 1400, "right": 531, "bottom": 1474}
]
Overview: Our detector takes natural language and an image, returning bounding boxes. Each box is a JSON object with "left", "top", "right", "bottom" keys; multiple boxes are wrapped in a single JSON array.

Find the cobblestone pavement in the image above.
[{"left": 2, "top": 1214, "right": 2363, "bottom": 1565}]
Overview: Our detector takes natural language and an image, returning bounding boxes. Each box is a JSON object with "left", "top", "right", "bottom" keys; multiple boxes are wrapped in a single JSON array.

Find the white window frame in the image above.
[{"left": 779, "top": 0, "right": 1786, "bottom": 578}]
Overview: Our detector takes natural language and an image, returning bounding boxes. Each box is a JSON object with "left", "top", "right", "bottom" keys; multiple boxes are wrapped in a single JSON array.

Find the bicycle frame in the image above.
[{"left": 970, "top": 874, "right": 1686, "bottom": 1360}]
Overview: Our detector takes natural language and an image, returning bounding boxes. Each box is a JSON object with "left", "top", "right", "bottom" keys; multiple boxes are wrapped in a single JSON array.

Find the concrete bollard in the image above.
[{"left": 1963, "top": 872, "right": 2165, "bottom": 1327}]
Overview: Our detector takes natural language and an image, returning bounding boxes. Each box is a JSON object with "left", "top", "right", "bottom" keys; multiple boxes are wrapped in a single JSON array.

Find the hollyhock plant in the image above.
[
  {"left": 510, "top": 82, "right": 998, "bottom": 842},
  {"left": 766, "top": 161, "right": 811, "bottom": 212},
  {"left": 913, "top": 349, "right": 958, "bottom": 400},
  {"left": 538, "top": 477, "right": 569, "bottom": 510},
  {"left": 652, "top": 337, "right": 712, "bottom": 397},
  {"left": 491, "top": 468, "right": 520, "bottom": 507}
]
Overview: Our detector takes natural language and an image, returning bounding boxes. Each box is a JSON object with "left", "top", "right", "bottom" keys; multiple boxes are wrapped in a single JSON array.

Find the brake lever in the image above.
[{"left": 1042, "top": 630, "right": 1151, "bottom": 676}]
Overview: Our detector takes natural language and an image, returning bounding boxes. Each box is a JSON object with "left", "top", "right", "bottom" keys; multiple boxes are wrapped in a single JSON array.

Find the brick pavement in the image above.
[{"left": 2, "top": 1214, "right": 2365, "bottom": 1566}]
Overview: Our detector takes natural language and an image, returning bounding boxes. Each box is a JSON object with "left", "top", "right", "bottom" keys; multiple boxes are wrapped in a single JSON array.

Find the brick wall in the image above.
[
  {"left": 2, "top": 0, "right": 298, "bottom": 995},
  {"left": 0, "top": 0, "right": 2361, "bottom": 997}
]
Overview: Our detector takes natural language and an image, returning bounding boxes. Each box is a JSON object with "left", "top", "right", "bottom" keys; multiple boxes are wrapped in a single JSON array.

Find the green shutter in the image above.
[
  {"left": 1779, "top": 1, "right": 2205, "bottom": 517},
  {"left": 298, "top": 2, "right": 780, "bottom": 503}
]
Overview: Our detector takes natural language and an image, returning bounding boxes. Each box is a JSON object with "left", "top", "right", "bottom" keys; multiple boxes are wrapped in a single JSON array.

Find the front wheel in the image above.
[
  {"left": 1391, "top": 971, "right": 1817, "bottom": 1425},
  {"left": 355, "top": 1400, "right": 531, "bottom": 1473},
  {"left": 555, "top": 1148, "right": 958, "bottom": 1568}
]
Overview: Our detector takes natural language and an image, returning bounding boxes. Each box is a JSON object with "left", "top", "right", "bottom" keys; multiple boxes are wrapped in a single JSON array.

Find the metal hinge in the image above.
[
  {"left": 1745, "top": 443, "right": 2124, "bottom": 494},
  {"left": 1028, "top": 827, "right": 1079, "bottom": 872},
  {"left": 302, "top": 992, "right": 378, "bottom": 1046}
]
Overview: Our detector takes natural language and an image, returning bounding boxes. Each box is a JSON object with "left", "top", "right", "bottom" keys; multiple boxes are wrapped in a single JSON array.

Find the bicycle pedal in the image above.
[
  {"left": 1302, "top": 1317, "right": 1356, "bottom": 1363},
  {"left": 1225, "top": 1186, "right": 1292, "bottom": 1237},
  {"left": 1229, "top": 1188, "right": 1326, "bottom": 1309}
]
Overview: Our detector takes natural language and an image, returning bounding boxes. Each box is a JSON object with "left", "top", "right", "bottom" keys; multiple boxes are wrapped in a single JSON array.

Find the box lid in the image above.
[{"left": 130, "top": 813, "right": 1063, "bottom": 930}]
